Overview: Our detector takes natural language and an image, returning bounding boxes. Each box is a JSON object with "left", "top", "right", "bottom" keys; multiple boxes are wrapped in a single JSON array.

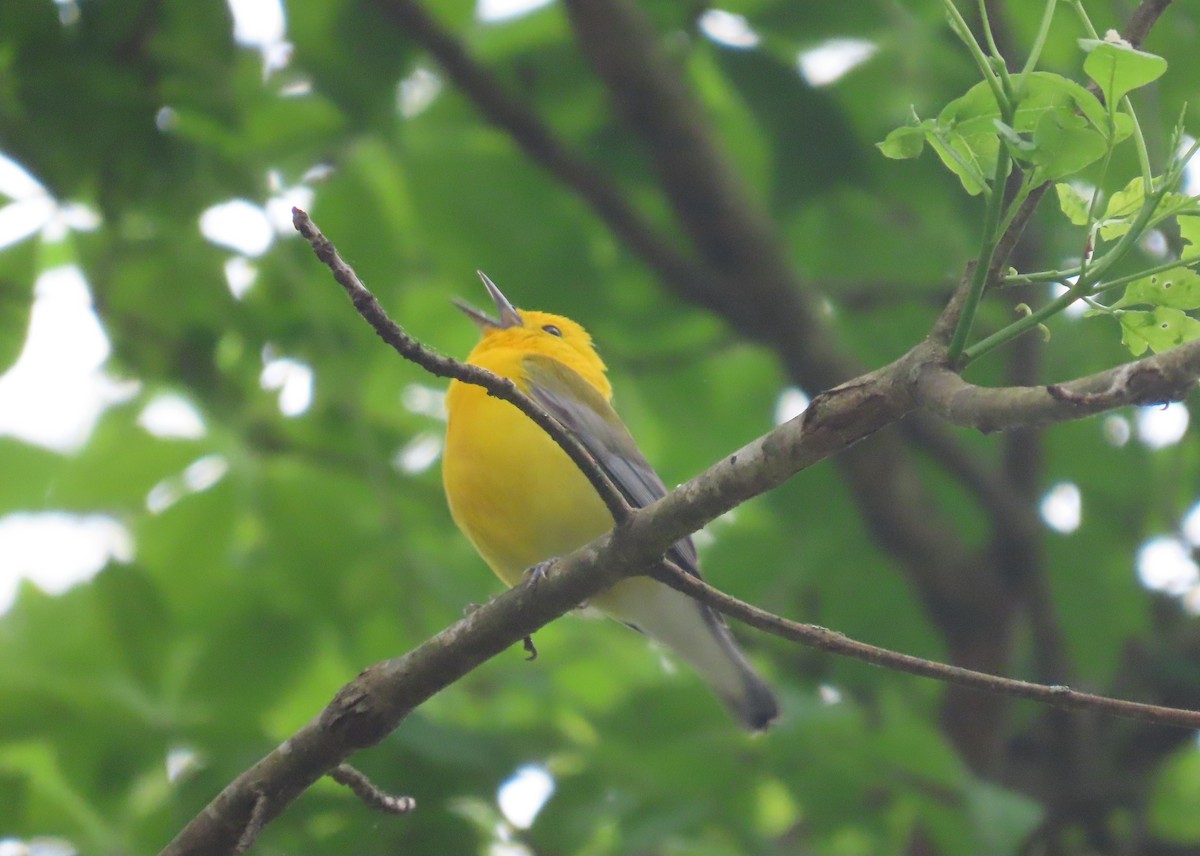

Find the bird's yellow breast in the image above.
[{"left": 443, "top": 349, "right": 612, "bottom": 586}]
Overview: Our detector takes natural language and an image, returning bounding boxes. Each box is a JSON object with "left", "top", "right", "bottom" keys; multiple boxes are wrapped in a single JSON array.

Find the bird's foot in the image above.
[
  {"left": 523, "top": 558, "right": 556, "bottom": 587},
  {"left": 517, "top": 560, "right": 557, "bottom": 660}
]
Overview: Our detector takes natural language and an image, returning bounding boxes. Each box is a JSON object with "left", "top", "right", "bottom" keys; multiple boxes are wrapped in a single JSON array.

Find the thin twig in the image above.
[
  {"left": 329, "top": 764, "right": 416, "bottom": 815},
  {"left": 291, "top": 207, "right": 632, "bottom": 522},
  {"left": 232, "top": 791, "right": 269, "bottom": 855},
  {"left": 651, "top": 560, "right": 1200, "bottom": 731}
]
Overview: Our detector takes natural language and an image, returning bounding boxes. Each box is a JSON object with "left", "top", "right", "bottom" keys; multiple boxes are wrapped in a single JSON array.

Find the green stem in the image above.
[
  {"left": 1123, "top": 95, "right": 1154, "bottom": 194},
  {"left": 1068, "top": 0, "right": 1147, "bottom": 197},
  {"left": 1089, "top": 253, "right": 1200, "bottom": 296},
  {"left": 963, "top": 187, "right": 1166, "bottom": 362},
  {"left": 1069, "top": 0, "right": 1101, "bottom": 39},
  {"left": 965, "top": 282, "right": 1084, "bottom": 363},
  {"left": 1082, "top": 295, "right": 1112, "bottom": 311},
  {"left": 1003, "top": 264, "right": 1084, "bottom": 285},
  {"left": 977, "top": 0, "right": 1014, "bottom": 96},
  {"left": 947, "top": 149, "right": 1013, "bottom": 363},
  {"left": 1016, "top": 0, "right": 1058, "bottom": 95},
  {"left": 1084, "top": 187, "right": 1167, "bottom": 283},
  {"left": 1085, "top": 150, "right": 1114, "bottom": 227},
  {"left": 1078, "top": 147, "right": 1115, "bottom": 283},
  {"left": 994, "top": 172, "right": 1036, "bottom": 243},
  {"left": 1005, "top": 223, "right": 1198, "bottom": 290},
  {"left": 944, "top": 0, "right": 1010, "bottom": 115}
]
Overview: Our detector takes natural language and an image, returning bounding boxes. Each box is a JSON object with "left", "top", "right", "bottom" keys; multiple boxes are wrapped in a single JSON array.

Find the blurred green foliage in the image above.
[{"left": 2, "top": 1, "right": 1200, "bottom": 854}]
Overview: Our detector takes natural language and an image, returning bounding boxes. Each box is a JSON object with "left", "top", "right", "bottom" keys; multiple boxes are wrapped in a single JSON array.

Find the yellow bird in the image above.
[{"left": 442, "top": 273, "right": 779, "bottom": 731}]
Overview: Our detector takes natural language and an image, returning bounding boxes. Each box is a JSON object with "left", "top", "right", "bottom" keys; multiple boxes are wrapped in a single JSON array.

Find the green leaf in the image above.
[
  {"left": 0, "top": 438, "right": 65, "bottom": 511},
  {"left": 0, "top": 741, "right": 116, "bottom": 849},
  {"left": 1178, "top": 214, "right": 1200, "bottom": 248},
  {"left": 1100, "top": 177, "right": 1146, "bottom": 240},
  {"left": 927, "top": 129, "right": 991, "bottom": 195},
  {"left": 1099, "top": 178, "right": 1192, "bottom": 240},
  {"left": 1116, "top": 306, "right": 1200, "bottom": 356},
  {"left": 1055, "top": 183, "right": 1092, "bottom": 225},
  {"left": 877, "top": 124, "right": 929, "bottom": 160},
  {"left": 1014, "top": 73, "right": 1132, "bottom": 149},
  {"left": 1080, "top": 39, "right": 1168, "bottom": 106},
  {"left": 1113, "top": 268, "right": 1200, "bottom": 310},
  {"left": 1016, "top": 75, "right": 1131, "bottom": 178},
  {"left": 1027, "top": 108, "right": 1108, "bottom": 183},
  {"left": 879, "top": 71, "right": 1130, "bottom": 195},
  {"left": 930, "top": 81, "right": 1002, "bottom": 194},
  {"left": 92, "top": 565, "right": 173, "bottom": 687},
  {"left": 938, "top": 78, "right": 1003, "bottom": 128},
  {"left": 924, "top": 73, "right": 1128, "bottom": 193}
]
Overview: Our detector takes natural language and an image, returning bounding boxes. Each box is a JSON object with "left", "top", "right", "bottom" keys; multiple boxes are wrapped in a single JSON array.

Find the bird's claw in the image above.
[
  {"left": 523, "top": 559, "right": 556, "bottom": 587},
  {"left": 517, "top": 561, "right": 554, "bottom": 660}
]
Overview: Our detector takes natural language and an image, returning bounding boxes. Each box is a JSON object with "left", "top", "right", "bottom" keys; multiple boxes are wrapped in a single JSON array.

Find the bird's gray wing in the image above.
[{"left": 522, "top": 354, "right": 700, "bottom": 573}]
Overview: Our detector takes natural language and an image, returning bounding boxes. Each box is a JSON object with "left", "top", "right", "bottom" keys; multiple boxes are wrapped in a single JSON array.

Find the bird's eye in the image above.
[{"left": 542, "top": 324, "right": 563, "bottom": 337}]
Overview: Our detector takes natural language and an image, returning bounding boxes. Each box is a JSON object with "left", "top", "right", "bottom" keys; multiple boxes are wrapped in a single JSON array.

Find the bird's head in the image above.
[{"left": 456, "top": 272, "right": 609, "bottom": 391}]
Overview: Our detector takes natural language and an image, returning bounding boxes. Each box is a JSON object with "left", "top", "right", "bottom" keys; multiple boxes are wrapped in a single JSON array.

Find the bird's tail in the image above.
[
  {"left": 692, "top": 605, "right": 780, "bottom": 732},
  {"left": 597, "top": 577, "right": 780, "bottom": 731}
]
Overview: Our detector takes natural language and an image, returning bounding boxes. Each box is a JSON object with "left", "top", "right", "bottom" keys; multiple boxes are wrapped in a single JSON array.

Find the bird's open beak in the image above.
[{"left": 453, "top": 271, "right": 523, "bottom": 329}]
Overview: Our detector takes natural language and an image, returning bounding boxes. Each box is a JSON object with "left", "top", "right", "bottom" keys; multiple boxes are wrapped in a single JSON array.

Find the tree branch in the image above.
[
  {"left": 650, "top": 560, "right": 1200, "bottom": 731},
  {"left": 916, "top": 341, "right": 1200, "bottom": 432}
]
